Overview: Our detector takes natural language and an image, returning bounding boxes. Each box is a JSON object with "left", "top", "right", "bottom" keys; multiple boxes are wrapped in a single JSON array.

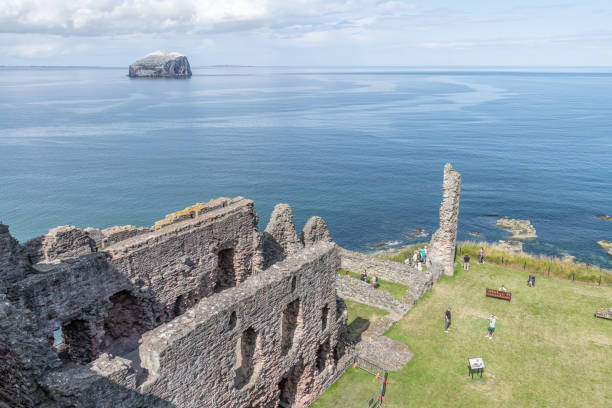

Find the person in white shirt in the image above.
[
  {"left": 499, "top": 284, "right": 507, "bottom": 292},
  {"left": 486, "top": 314, "right": 496, "bottom": 339}
]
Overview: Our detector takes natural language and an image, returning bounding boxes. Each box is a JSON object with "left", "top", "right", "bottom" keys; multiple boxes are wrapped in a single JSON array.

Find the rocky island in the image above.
[
  {"left": 128, "top": 50, "right": 192, "bottom": 78},
  {"left": 496, "top": 218, "right": 537, "bottom": 239}
]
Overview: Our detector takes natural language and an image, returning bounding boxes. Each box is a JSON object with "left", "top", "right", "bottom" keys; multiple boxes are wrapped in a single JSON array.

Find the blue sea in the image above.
[{"left": 0, "top": 67, "right": 611, "bottom": 268}]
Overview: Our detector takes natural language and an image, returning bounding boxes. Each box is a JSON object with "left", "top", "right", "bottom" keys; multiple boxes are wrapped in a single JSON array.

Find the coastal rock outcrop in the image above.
[
  {"left": 497, "top": 239, "right": 523, "bottom": 253},
  {"left": 128, "top": 50, "right": 192, "bottom": 78},
  {"left": 427, "top": 163, "right": 462, "bottom": 279},
  {"left": 597, "top": 240, "right": 612, "bottom": 256},
  {"left": 496, "top": 218, "right": 537, "bottom": 239}
]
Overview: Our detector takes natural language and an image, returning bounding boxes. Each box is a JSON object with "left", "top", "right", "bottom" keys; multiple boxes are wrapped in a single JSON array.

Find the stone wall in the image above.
[
  {"left": 427, "top": 163, "right": 462, "bottom": 279},
  {"left": 335, "top": 275, "right": 411, "bottom": 315},
  {"left": 339, "top": 248, "right": 433, "bottom": 302},
  {"left": 7, "top": 197, "right": 261, "bottom": 366},
  {"left": 1, "top": 197, "right": 350, "bottom": 408},
  {"left": 40, "top": 242, "right": 352, "bottom": 408}
]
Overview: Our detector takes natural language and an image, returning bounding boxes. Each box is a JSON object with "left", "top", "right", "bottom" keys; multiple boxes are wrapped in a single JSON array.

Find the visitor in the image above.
[
  {"left": 412, "top": 251, "right": 418, "bottom": 265},
  {"left": 417, "top": 250, "right": 422, "bottom": 264},
  {"left": 361, "top": 270, "right": 368, "bottom": 282},
  {"left": 404, "top": 257, "right": 411, "bottom": 266},
  {"left": 371, "top": 274, "right": 378, "bottom": 289},
  {"left": 417, "top": 261, "right": 423, "bottom": 271},
  {"left": 479, "top": 247, "right": 484, "bottom": 264},
  {"left": 527, "top": 275, "right": 535, "bottom": 287},
  {"left": 444, "top": 307, "right": 451, "bottom": 333},
  {"left": 486, "top": 314, "right": 496, "bottom": 339},
  {"left": 463, "top": 253, "right": 470, "bottom": 270},
  {"left": 420, "top": 248, "right": 426, "bottom": 264},
  {"left": 499, "top": 284, "right": 507, "bottom": 292}
]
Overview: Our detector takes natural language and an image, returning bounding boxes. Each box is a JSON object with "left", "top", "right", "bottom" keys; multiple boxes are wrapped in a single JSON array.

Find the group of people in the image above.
[
  {"left": 462, "top": 247, "right": 486, "bottom": 271},
  {"left": 404, "top": 246, "right": 427, "bottom": 271},
  {"left": 444, "top": 306, "right": 498, "bottom": 339},
  {"left": 359, "top": 269, "right": 378, "bottom": 289}
]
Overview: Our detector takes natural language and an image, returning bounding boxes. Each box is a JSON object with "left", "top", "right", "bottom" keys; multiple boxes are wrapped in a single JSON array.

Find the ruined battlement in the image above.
[
  {"left": 0, "top": 164, "right": 461, "bottom": 408},
  {"left": 0, "top": 196, "right": 351, "bottom": 408}
]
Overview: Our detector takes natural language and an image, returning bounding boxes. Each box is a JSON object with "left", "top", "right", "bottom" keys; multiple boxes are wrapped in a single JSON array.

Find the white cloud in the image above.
[{"left": 0, "top": 0, "right": 269, "bottom": 35}]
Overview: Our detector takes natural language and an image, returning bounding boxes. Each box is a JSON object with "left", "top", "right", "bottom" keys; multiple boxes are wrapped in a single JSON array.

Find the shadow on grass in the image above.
[{"left": 348, "top": 317, "right": 371, "bottom": 342}]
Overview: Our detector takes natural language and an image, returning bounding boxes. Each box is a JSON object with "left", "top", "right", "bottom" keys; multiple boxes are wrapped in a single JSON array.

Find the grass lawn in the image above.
[
  {"left": 339, "top": 269, "right": 411, "bottom": 301},
  {"left": 317, "top": 263, "right": 612, "bottom": 407}
]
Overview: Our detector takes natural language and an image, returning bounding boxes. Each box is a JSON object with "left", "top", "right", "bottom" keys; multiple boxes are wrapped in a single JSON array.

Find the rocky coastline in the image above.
[
  {"left": 598, "top": 240, "right": 612, "bottom": 256},
  {"left": 496, "top": 218, "right": 537, "bottom": 239}
]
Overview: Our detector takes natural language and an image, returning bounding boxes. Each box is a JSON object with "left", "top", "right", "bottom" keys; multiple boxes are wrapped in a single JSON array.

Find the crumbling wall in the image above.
[
  {"left": 262, "top": 204, "right": 303, "bottom": 268},
  {"left": 137, "top": 241, "right": 351, "bottom": 408},
  {"left": 427, "top": 163, "right": 462, "bottom": 279},
  {"left": 0, "top": 295, "right": 62, "bottom": 407},
  {"left": 335, "top": 275, "right": 411, "bottom": 315},
  {"left": 339, "top": 248, "right": 433, "bottom": 300},
  {"left": 41, "top": 242, "right": 353, "bottom": 408},
  {"left": 0, "top": 222, "right": 31, "bottom": 291},
  {"left": 5, "top": 197, "right": 261, "bottom": 368}
]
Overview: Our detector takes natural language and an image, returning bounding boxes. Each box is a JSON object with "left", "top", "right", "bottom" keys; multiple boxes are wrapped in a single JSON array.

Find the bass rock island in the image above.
[{"left": 129, "top": 50, "right": 192, "bottom": 78}]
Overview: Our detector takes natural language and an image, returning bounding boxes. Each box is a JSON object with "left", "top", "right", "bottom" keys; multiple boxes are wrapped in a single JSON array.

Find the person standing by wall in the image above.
[
  {"left": 479, "top": 247, "right": 485, "bottom": 264},
  {"left": 444, "top": 307, "right": 452, "bottom": 333},
  {"left": 371, "top": 274, "right": 378, "bottom": 289}
]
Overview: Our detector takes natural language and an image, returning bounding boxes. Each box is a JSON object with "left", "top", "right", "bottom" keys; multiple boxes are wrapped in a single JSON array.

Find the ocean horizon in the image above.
[{"left": 1, "top": 66, "right": 610, "bottom": 268}]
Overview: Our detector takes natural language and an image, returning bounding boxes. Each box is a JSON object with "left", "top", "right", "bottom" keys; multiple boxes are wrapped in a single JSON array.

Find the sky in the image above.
[{"left": 1, "top": 0, "right": 612, "bottom": 67}]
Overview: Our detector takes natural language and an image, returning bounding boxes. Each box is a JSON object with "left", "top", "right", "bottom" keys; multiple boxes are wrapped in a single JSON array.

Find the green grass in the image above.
[
  {"left": 339, "top": 269, "right": 411, "bottom": 301},
  {"left": 344, "top": 298, "right": 389, "bottom": 342},
  {"left": 317, "top": 263, "right": 612, "bottom": 407},
  {"left": 458, "top": 241, "right": 611, "bottom": 285}
]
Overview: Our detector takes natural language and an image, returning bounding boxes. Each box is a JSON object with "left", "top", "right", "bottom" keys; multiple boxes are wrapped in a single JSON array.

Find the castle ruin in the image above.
[{"left": 1, "top": 164, "right": 461, "bottom": 408}]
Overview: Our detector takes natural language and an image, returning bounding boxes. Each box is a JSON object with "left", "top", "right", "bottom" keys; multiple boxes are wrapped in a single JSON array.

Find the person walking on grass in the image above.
[
  {"left": 444, "top": 307, "right": 451, "bottom": 333},
  {"left": 486, "top": 314, "right": 496, "bottom": 339},
  {"left": 479, "top": 247, "right": 485, "bottom": 264},
  {"left": 463, "top": 253, "right": 470, "bottom": 270}
]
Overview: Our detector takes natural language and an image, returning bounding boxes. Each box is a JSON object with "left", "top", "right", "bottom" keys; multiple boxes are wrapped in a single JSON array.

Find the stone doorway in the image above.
[{"left": 215, "top": 248, "right": 237, "bottom": 292}]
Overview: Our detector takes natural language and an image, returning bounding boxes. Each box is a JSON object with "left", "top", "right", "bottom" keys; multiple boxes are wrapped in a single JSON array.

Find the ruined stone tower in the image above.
[
  {"left": 0, "top": 198, "right": 352, "bottom": 408},
  {"left": 427, "top": 163, "right": 462, "bottom": 279}
]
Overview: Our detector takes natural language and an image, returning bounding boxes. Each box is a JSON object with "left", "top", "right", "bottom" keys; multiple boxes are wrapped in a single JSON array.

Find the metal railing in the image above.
[{"left": 351, "top": 355, "right": 389, "bottom": 408}]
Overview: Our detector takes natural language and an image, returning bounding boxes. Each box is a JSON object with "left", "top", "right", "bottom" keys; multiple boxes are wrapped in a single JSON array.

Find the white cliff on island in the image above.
[{"left": 128, "top": 50, "right": 192, "bottom": 78}]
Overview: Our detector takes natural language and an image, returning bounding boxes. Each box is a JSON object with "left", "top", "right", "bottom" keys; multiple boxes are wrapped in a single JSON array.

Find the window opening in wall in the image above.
[
  {"left": 333, "top": 341, "right": 345, "bottom": 363},
  {"left": 290, "top": 275, "right": 297, "bottom": 292},
  {"left": 103, "top": 290, "right": 147, "bottom": 356},
  {"left": 278, "top": 358, "right": 304, "bottom": 407},
  {"left": 234, "top": 327, "right": 259, "bottom": 389},
  {"left": 62, "top": 319, "right": 96, "bottom": 364},
  {"left": 228, "top": 311, "right": 237, "bottom": 331},
  {"left": 173, "top": 295, "right": 184, "bottom": 316},
  {"left": 321, "top": 304, "right": 329, "bottom": 332},
  {"left": 281, "top": 299, "right": 301, "bottom": 356},
  {"left": 52, "top": 328, "right": 63, "bottom": 348},
  {"left": 215, "top": 248, "right": 237, "bottom": 292},
  {"left": 316, "top": 338, "right": 330, "bottom": 373}
]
